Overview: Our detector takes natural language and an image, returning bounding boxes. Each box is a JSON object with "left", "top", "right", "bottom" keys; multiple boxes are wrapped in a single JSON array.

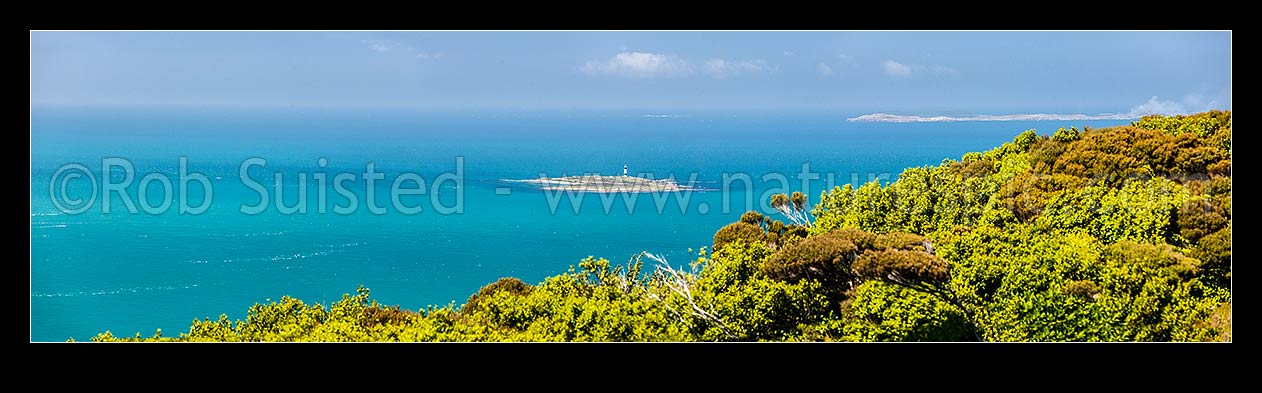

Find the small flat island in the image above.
[{"left": 508, "top": 165, "right": 699, "bottom": 193}]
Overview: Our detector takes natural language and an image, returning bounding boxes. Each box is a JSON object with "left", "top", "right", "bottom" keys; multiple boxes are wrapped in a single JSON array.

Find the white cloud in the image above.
[
  {"left": 1128, "top": 96, "right": 1188, "bottom": 116},
  {"left": 881, "top": 60, "right": 959, "bottom": 78},
  {"left": 362, "top": 40, "right": 394, "bottom": 53},
  {"left": 360, "top": 39, "right": 441, "bottom": 61},
  {"left": 581, "top": 52, "right": 777, "bottom": 79},
  {"left": 580, "top": 52, "right": 692, "bottom": 78},
  {"left": 882, "top": 60, "right": 912, "bottom": 77},
  {"left": 703, "top": 59, "right": 775, "bottom": 79},
  {"left": 1127, "top": 95, "right": 1224, "bottom": 117},
  {"left": 816, "top": 62, "right": 834, "bottom": 76},
  {"left": 783, "top": 51, "right": 796, "bottom": 56},
  {"left": 837, "top": 53, "right": 854, "bottom": 61},
  {"left": 638, "top": 114, "right": 689, "bottom": 118}
]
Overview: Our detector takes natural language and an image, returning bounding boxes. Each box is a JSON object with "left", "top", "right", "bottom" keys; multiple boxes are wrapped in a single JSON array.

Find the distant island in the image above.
[
  {"left": 507, "top": 166, "right": 699, "bottom": 193},
  {"left": 848, "top": 112, "right": 1135, "bottom": 122},
  {"left": 509, "top": 175, "right": 696, "bottom": 193}
]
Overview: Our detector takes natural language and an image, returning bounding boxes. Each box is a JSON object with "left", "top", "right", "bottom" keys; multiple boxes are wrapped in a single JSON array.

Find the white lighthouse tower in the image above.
[{"left": 623, "top": 164, "right": 628, "bottom": 176}]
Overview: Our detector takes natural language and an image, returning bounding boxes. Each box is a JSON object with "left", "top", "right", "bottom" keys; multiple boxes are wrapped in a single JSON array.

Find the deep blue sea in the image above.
[{"left": 29, "top": 108, "right": 1131, "bottom": 341}]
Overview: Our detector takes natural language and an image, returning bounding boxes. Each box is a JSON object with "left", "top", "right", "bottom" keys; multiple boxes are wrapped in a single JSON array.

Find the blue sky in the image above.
[{"left": 30, "top": 31, "right": 1231, "bottom": 114}]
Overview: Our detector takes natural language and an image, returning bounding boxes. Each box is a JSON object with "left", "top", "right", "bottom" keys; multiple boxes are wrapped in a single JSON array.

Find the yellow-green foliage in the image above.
[
  {"left": 93, "top": 111, "right": 1231, "bottom": 342},
  {"left": 762, "top": 231, "right": 860, "bottom": 287},
  {"left": 841, "top": 281, "right": 972, "bottom": 342},
  {"left": 712, "top": 222, "right": 765, "bottom": 252},
  {"left": 1133, "top": 110, "right": 1232, "bottom": 153},
  {"left": 685, "top": 241, "right": 833, "bottom": 341}
]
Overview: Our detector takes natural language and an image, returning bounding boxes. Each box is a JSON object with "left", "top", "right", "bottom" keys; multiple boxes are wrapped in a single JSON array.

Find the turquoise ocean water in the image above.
[{"left": 29, "top": 108, "right": 1130, "bottom": 341}]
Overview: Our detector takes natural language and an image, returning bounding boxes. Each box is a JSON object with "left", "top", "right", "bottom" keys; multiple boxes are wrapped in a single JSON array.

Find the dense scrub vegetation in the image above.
[{"left": 90, "top": 111, "right": 1231, "bottom": 342}]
